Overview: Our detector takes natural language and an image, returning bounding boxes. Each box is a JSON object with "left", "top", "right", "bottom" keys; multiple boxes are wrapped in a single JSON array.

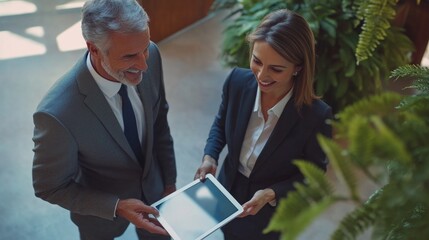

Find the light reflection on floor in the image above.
[
  {"left": 0, "top": 0, "right": 86, "bottom": 60},
  {"left": 0, "top": 0, "right": 37, "bottom": 17},
  {"left": 56, "top": 21, "right": 86, "bottom": 52},
  {"left": 0, "top": 30, "right": 46, "bottom": 59}
]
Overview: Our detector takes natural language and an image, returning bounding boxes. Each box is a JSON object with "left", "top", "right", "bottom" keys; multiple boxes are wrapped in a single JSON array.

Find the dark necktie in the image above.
[{"left": 118, "top": 84, "right": 144, "bottom": 166}]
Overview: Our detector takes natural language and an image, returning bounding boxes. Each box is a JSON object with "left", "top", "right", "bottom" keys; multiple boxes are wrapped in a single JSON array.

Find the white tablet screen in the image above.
[{"left": 151, "top": 174, "right": 243, "bottom": 240}]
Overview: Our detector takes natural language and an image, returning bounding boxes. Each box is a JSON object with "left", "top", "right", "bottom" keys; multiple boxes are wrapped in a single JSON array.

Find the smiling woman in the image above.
[
  {"left": 250, "top": 41, "right": 298, "bottom": 113},
  {"left": 194, "top": 9, "right": 333, "bottom": 240}
]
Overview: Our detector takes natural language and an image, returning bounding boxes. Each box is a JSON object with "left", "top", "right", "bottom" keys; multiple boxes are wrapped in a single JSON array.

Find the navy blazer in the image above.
[{"left": 204, "top": 67, "right": 332, "bottom": 203}]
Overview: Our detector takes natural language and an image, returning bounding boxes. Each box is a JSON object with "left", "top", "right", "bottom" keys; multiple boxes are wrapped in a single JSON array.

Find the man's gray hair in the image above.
[{"left": 81, "top": 0, "right": 149, "bottom": 50}]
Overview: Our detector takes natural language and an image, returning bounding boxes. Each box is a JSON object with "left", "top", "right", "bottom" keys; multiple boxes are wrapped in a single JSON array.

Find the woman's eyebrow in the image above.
[
  {"left": 252, "top": 54, "right": 287, "bottom": 68},
  {"left": 270, "top": 64, "right": 287, "bottom": 69}
]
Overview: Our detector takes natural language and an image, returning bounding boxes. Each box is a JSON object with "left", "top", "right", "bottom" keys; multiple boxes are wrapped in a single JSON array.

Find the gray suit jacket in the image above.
[{"left": 32, "top": 42, "right": 176, "bottom": 233}]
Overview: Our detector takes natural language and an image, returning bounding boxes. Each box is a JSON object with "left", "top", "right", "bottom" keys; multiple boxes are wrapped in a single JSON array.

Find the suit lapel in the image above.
[
  {"left": 251, "top": 98, "right": 300, "bottom": 174},
  {"left": 231, "top": 82, "right": 257, "bottom": 164},
  {"left": 76, "top": 53, "right": 137, "bottom": 162}
]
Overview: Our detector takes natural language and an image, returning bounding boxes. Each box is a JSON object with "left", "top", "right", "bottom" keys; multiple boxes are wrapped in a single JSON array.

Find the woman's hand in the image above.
[
  {"left": 194, "top": 155, "right": 217, "bottom": 180},
  {"left": 239, "top": 189, "right": 276, "bottom": 218}
]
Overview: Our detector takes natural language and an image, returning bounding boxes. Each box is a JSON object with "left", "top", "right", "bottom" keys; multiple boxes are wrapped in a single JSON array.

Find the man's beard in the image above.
[{"left": 101, "top": 60, "right": 142, "bottom": 86}]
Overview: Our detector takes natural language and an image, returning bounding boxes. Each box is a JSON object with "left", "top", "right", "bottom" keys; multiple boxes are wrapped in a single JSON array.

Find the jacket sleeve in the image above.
[
  {"left": 149, "top": 42, "right": 177, "bottom": 187},
  {"left": 32, "top": 112, "right": 118, "bottom": 220},
  {"left": 270, "top": 103, "right": 333, "bottom": 202},
  {"left": 203, "top": 68, "right": 236, "bottom": 161}
]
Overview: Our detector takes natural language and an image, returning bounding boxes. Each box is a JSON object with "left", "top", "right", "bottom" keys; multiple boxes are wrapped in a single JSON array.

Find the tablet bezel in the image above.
[{"left": 151, "top": 174, "right": 243, "bottom": 240}]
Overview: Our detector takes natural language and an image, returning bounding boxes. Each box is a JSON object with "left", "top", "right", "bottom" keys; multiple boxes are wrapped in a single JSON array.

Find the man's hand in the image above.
[
  {"left": 194, "top": 155, "right": 217, "bottom": 180},
  {"left": 239, "top": 189, "right": 275, "bottom": 218},
  {"left": 116, "top": 198, "right": 168, "bottom": 235}
]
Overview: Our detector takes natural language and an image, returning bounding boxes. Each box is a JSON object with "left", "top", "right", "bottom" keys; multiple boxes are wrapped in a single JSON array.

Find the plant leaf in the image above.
[{"left": 318, "top": 135, "right": 360, "bottom": 202}]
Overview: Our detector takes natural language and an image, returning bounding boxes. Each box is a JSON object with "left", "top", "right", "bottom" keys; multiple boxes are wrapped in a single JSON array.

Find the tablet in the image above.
[{"left": 151, "top": 174, "right": 243, "bottom": 240}]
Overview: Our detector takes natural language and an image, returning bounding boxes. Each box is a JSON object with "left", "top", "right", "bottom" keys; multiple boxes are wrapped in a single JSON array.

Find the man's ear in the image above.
[{"left": 87, "top": 42, "right": 100, "bottom": 58}]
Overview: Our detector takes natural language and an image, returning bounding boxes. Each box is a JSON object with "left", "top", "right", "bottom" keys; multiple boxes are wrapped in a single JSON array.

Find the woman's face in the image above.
[{"left": 250, "top": 41, "right": 300, "bottom": 99}]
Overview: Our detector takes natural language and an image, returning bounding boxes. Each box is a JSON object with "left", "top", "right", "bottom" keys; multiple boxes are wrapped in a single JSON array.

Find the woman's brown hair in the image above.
[{"left": 247, "top": 9, "right": 319, "bottom": 109}]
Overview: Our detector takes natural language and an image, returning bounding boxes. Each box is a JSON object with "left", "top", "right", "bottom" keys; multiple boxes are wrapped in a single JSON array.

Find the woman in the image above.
[{"left": 194, "top": 9, "right": 332, "bottom": 240}]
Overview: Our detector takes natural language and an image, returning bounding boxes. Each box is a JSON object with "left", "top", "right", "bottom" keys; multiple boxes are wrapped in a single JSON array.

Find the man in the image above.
[{"left": 32, "top": 0, "right": 176, "bottom": 239}]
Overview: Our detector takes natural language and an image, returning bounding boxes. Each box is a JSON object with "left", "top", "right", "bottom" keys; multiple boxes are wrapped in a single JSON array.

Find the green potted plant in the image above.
[
  {"left": 265, "top": 65, "right": 429, "bottom": 239},
  {"left": 212, "top": 0, "right": 414, "bottom": 112}
]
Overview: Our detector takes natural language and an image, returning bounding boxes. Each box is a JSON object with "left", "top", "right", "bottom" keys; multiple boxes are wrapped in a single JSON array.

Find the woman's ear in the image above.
[{"left": 292, "top": 66, "right": 302, "bottom": 76}]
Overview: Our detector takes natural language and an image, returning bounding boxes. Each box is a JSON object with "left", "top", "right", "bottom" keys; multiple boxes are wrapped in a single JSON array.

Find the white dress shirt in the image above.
[
  {"left": 238, "top": 87, "right": 293, "bottom": 177},
  {"left": 86, "top": 53, "right": 146, "bottom": 217},
  {"left": 86, "top": 53, "right": 145, "bottom": 143}
]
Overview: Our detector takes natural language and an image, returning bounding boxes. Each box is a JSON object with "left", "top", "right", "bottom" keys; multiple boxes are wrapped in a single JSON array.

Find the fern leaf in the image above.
[
  {"left": 353, "top": 0, "right": 368, "bottom": 21},
  {"left": 398, "top": 95, "right": 429, "bottom": 113},
  {"left": 263, "top": 186, "right": 308, "bottom": 232},
  {"left": 265, "top": 195, "right": 335, "bottom": 240},
  {"left": 265, "top": 160, "right": 337, "bottom": 239},
  {"left": 347, "top": 116, "right": 377, "bottom": 168},
  {"left": 317, "top": 135, "right": 360, "bottom": 202},
  {"left": 370, "top": 116, "right": 412, "bottom": 165},
  {"left": 391, "top": 65, "right": 429, "bottom": 94},
  {"left": 341, "top": 114, "right": 412, "bottom": 180},
  {"left": 331, "top": 188, "right": 382, "bottom": 240},
  {"left": 384, "top": 204, "right": 429, "bottom": 240},
  {"left": 355, "top": 0, "right": 398, "bottom": 63},
  {"left": 390, "top": 65, "right": 429, "bottom": 79},
  {"left": 335, "top": 92, "right": 403, "bottom": 137},
  {"left": 294, "top": 160, "right": 335, "bottom": 195}
]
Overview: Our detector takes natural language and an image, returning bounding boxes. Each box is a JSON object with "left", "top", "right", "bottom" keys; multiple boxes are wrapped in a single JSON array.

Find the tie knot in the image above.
[{"left": 118, "top": 84, "right": 128, "bottom": 98}]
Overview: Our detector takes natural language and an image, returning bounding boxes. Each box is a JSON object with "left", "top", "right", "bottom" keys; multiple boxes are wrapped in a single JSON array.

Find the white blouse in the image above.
[{"left": 238, "top": 87, "right": 293, "bottom": 177}]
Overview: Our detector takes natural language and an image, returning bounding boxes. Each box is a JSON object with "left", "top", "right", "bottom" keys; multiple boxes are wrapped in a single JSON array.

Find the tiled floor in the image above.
[{"left": 1, "top": 1, "right": 428, "bottom": 240}]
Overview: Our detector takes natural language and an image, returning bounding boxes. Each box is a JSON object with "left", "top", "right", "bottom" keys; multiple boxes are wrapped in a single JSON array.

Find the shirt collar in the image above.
[
  {"left": 86, "top": 53, "right": 121, "bottom": 98},
  {"left": 254, "top": 86, "right": 294, "bottom": 118}
]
